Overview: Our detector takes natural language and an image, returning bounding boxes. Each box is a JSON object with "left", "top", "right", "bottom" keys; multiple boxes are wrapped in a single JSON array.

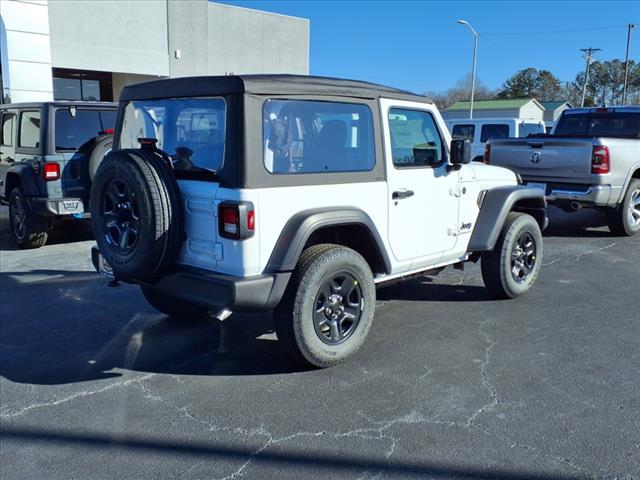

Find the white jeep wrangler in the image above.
[{"left": 90, "top": 75, "right": 547, "bottom": 368}]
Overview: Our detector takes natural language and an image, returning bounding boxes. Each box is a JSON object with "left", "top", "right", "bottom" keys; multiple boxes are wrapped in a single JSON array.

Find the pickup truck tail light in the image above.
[
  {"left": 591, "top": 145, "right": 610, "bottom": 174},
  {"left": 483, "top": 144, "right": 491, "bottom": 164},
  {"left": 42, "top": 162, "right": 61, "bottom": 181},
  {"left": 218, "top": 202, "right": 255, "bottom": 240}
]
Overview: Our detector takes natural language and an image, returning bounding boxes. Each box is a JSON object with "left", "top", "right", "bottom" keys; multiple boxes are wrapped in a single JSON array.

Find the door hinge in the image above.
[
  {"left": 214, "top": 242, "right": 223, "bottom": 261},
  {"left": 449, "top": 186, "right": 462, "bottom": 198}
]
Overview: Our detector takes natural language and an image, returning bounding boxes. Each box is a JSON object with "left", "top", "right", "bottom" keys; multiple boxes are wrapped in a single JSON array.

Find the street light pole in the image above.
[
  {"left": 457, "top": 20, "right": 478, "bottom": 119},
  {"left": 622, "top": 24, "right": 636, "bottom": 106},
  {"left": 580, "top": 47, "right": 601, "bottom": 107}
]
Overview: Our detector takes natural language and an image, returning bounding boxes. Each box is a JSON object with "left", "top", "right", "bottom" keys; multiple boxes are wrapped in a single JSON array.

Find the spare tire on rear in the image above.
[
  {"left": 90, "top": 149, "right": 184, "bottom": 282},
  {"left": 88, "top": 134, "right": 113, "bottom": 182}
]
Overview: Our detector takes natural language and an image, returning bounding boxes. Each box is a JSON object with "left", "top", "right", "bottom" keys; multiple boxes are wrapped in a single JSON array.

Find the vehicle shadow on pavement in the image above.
[
  {"left": 377, "top": 281, "right": 491, "bottom": 303},
  {"left": 0, "top": 269, "right": 304, "bottom": 386},
  {"left": 542, "top": 206, "right": 614, "bottom": 238},
  {"left": 0, "top": 424, "right": 585, "bottom": 480}
]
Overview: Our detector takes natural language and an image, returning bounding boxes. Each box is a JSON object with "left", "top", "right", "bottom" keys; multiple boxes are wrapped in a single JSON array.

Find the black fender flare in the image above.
[
  {"left": 468, "top": 186, "right": 547, "bottom": 252},
  {"left": 265, "top": 207, "right": 392, "bottom": 274},
  {"left": 4, "top": 164, "right": 42, "bottom": 197}
]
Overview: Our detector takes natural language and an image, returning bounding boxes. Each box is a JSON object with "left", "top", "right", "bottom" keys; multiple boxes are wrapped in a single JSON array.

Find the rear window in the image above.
[
  {"left": 263, "top": 99, "right": 375, "bottom": 174},
  {"left": 120, "top": 98, "right": 226, "bottom": 174},
  {"left": 451, "top": 124, "right": 475, "bottom": 141},
  {"left": 55, "top": 109, "right": 116, "bottom": 150},
  {"left": 518, "top": 122, "right": 545, "bottom": 137},
  {"left": 554, "top": 112, "right": 640, "bottom": 138},
  {"left": 480, "top": 124, "right": 509, "bottom": 143}
]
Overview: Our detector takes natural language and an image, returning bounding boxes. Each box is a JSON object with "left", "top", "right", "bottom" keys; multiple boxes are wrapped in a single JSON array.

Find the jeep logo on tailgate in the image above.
[{"left": 530, "top": 151, "right": 542, "bottom": 164}]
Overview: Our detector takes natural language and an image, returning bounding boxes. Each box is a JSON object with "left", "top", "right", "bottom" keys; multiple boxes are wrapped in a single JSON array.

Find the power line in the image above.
[{"left": 483, "top": 25, "right": 628, "bottom": 37}]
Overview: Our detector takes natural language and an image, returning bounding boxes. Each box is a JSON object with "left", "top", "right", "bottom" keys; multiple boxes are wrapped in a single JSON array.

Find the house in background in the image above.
[
  {"left": 443, "top": 98, "right": 545, "bottom": 122},
  {"left": 542, "top": 101, "right": 573, "bottom": 132}
]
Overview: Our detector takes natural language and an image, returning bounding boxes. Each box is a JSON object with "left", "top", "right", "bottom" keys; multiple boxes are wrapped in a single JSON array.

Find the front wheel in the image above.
[
  {"left": 274, "top": 244, "right": 376, "bottom": 368},
  {"left": 607, "top": 178, "right": 640, "bottom": 236},
  {"left": 481, "top": 212, "right": 543, "bottom": 299}
]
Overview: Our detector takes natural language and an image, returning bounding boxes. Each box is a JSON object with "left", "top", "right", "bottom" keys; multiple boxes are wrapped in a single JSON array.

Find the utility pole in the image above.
[
  {"left": 622, "top": 24, "right": 637, "bottom": 106},
  {"left": 580, "top": 47, "right": 601, "bottom": 107}
]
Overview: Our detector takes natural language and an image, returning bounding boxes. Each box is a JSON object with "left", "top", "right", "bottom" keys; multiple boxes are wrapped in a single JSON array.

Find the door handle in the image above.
[
  {"left": 6, "top": 157, "right": 15, "bottom": 164},
  {"left": 392, "top": 190, "right": 414, "bottom": 200}
]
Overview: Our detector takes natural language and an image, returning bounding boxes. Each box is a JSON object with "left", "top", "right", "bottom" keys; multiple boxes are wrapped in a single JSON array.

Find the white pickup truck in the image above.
[{"left": 485, "top": 107, "right": 640, "bottom": 236}]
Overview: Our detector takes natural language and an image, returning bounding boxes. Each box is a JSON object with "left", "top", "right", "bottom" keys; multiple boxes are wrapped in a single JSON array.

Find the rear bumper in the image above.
[
  {"left": 546, "top": 185, "right": 612, "bottom": 206},
  {"left": 29, "top": 196, "right": 88, "bottom": 217},
  {"left": 91, "top": 246, "right": 290, "bottom": 312}
]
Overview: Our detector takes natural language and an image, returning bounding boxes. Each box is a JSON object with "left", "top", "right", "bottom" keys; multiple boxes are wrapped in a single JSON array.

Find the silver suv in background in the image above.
[{"left": 446, "top": 117, "right": 546, "bottom": 162}]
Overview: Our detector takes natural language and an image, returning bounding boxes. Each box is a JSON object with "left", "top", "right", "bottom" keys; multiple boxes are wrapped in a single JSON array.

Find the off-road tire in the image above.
[
  {"left": 8, "top": 187, "right": 48, "bottom": 249},
  {"left": 140, "top": 285, "right": 209, "bottom": 319},
  {"left": 88, "top": 135, "right": 113, "bottom": 182},
  {"left": 90, "top": 149, "right": 184, "bottom": 282},
  {"left": 274, "top": 244, "right": 376, "bottom": 368},
  {"left": 481, "top": 212, "right": 542, "bottom": 299},
  {"left": 607, "top": 178, "right": 640, "bottom": 237}
]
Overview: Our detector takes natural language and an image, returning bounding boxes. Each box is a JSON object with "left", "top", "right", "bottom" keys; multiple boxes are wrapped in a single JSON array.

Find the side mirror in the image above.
[{"left": 450, "top": 139, "right": 471, "bottom": 166}]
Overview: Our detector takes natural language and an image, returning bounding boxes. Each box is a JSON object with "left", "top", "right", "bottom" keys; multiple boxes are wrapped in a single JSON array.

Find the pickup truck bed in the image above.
[{"left": 485, "top": 107, "right": 640, "bottom": 236}]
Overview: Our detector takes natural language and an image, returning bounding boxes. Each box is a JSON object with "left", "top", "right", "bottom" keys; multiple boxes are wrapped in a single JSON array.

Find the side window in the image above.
[
  {"left": 1, "top": 113, "right": 15, "bottom": 146},
  {"left": 262, "top": 99, "right": 375, "bottom": 174},
  {"left": 388, "top": 108, "right": 444, "bottom": 168},
  {"left": 451, "top": 124, "right": 475, "bottom": 142},
  {"left": 19, "top": 111, "right": 41, "bottom": 148},
  {"left": 480, "top": 123, "right": 509, "bottom": 143}
]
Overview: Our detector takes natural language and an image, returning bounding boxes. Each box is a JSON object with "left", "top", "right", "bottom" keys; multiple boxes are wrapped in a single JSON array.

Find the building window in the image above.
[{"left": 52, "top": 68, "right": 113, "bottom": 102}]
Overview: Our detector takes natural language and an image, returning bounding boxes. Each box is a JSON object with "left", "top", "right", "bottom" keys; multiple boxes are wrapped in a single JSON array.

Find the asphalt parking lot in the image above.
[{"left": 0, "top": 205, "right": 638, "bottom": 480}]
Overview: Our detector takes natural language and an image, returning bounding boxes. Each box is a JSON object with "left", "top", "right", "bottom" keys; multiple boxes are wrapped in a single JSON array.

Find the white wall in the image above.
[
  {"left": 207, "top": 3, "right": 309, "bottom": 75},
  {"left": 0, "top": 0, "right": 53, "bottom": 103},
  {"left": 48, "top": 0, "right": 170, "bottom": 76}
]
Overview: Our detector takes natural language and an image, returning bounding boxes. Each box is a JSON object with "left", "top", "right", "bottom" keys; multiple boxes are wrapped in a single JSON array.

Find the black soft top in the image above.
[
  {"left": 0, "top": 101, "right": 117, "bottom": 109},
  {"left": 120, "top": 74, "right": 431, "bottom": 103}
]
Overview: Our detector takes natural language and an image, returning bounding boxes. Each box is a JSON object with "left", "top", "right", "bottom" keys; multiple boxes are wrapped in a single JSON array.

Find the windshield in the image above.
[
  {"left": 554, "top": 112, "right": 640, "bottom": 138},
  {"left": 54, "top": 109, "right": 116, "bottom": 150},
  {"left": 120, "top": 98, "right": 226, "bottom": 173}
]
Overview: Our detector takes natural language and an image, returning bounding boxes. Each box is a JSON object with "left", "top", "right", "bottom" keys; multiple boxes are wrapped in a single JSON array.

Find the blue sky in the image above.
[{"left": 217, "top": 0, "right": 640, "bottom": 94}]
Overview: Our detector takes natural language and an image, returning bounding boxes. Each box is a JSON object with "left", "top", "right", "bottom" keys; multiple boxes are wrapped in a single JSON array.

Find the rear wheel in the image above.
[
  {"left": 140, "top": 285, "right": 209, "bottom": 319},
  {"left": 607, "top": 178, "right": 640, "bottom": 236},
  {"left": 481, "top": 212, "right": 542, "bottom": 299},
  {"left": 8, "top": 187, "right": 48, "bottom": 249},
  {"left": 274, "top": 244, "right": 376, "bottom": 368}
]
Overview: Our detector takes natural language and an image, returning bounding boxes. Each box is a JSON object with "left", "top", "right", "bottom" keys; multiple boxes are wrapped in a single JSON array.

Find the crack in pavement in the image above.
[
  {"left": 465, "top": 319, "right": 500, "bottom": 427},
  {"left": 1, "top": 373, "right": 155, "bottom": 420},
  {"left": 543, "top": 241, "right": 624, "bottom": 267}
]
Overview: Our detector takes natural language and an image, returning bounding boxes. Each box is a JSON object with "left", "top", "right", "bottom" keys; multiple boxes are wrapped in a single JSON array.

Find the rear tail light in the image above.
[
  {"left": 591, "top": 145, "right": 610, "bottom": 174},
  {"left": 42, "top": 162, "right": 61, "bottom": 181},
  {"left": 218, "top": 202, "right": 255, "bottom": 240},
  {"left": 483, "top": 143, "right": 491, "bottom": 164}
]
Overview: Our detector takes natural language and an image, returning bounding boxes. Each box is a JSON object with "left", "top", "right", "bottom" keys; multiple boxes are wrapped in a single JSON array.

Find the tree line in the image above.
[{"left": 424, "top": 58, "right": 640, "bottom": 109}]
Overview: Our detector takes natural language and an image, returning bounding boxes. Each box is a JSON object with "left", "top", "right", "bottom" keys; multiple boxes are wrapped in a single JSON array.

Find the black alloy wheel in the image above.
[
  {"left": 313, "top": 273, "right": 363, "bottom": 345},
  {"left": 102, "top": 178, "right": 140, "bottom": 254},
  {"left": 510, "top": 231, "right": 537, "bottom": 284}
]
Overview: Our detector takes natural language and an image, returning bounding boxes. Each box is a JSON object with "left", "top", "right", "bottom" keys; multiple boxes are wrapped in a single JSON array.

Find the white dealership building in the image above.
[{"left": 0, "top": 0, "right": 309, "bottom": 103}]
